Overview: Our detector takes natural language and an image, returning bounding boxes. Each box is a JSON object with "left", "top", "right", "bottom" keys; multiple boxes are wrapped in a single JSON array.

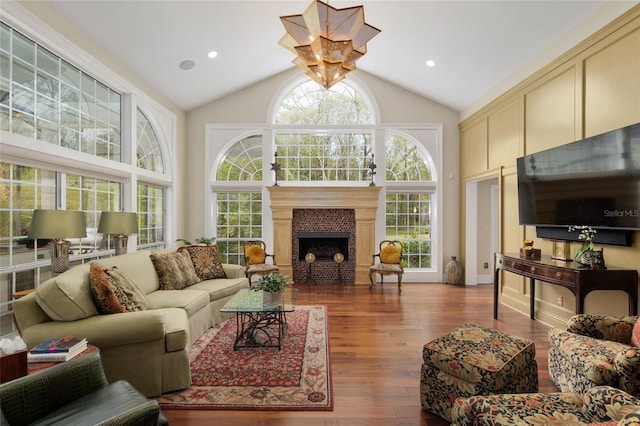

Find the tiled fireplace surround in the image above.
[{"left": 268, "top": 186, "right": 381, "bottom": 284}]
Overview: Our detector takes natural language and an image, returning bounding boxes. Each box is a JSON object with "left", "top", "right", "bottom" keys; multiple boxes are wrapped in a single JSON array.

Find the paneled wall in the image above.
[{"left": 459, "top": 6, "right": 640, "bottom": 327}]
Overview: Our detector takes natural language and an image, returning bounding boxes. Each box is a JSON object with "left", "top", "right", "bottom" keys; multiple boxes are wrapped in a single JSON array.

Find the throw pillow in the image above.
[
  {"left": 105, "top": 266, "right": 148, "bottom": 311},
  {"left": 150, "top": 250, "right": 202, "bottom": 290},
  {"left": 89, "top": 264, "right": 147, "bottom": 314},
  {"left": 631, "top": 317, "right": 640, "bottom": 347},
  {"left": 178, "top": 245, "right": 226, "bottom": 280},
  {"left": 245, "top": 244, "right": 266, "bottom": 264},
  {"left": 380, "top": 244, "right": 400, "bottom": 264}
]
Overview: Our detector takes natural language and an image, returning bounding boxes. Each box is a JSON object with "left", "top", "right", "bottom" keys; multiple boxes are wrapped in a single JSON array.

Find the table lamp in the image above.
[
  {"left": 28, "top": 209, "right": 87, "bottom": 273},
  {"left": 98, "top": 212, "right": 138, "bottom": 256}
]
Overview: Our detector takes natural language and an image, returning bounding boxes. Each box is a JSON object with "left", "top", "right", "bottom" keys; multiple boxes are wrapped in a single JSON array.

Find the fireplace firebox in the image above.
[{"left": 298, "top": 232, "right": 349, "bottom": 262}]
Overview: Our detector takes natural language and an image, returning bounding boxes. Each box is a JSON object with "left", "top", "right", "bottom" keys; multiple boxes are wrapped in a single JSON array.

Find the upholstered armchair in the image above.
[
  {"left": 452, "top": 385, "right": 640, "bottom": 425},
  {"left": 548, "top": 313, "right": 640, "bottom": 396},
  {"left": 244, "top": 240, "right": 279, "bottom": 284},
  {"left": 0, "top": 352, "right": 168, "bottom": 425},
  {"left": 369, "top": 240, "right": 403, "bottom": 292}
]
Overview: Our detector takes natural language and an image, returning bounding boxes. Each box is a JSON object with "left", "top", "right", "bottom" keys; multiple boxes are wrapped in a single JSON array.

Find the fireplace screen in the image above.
[{"left": 298, "top": 232, "right": 349, "bottom": 261}]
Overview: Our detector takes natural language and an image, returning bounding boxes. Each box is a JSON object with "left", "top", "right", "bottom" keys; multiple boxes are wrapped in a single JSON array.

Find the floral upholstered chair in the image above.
[
  {"left": 244, "top": 240, "right": 279, "bottom": 284},
  {"left": 452, "top": 385, "right": 640, "bottom": 425},
  {"left": 548, "top": 314, "right": 640, "bottom": 397},
  {"left": 369, "top": 240, "right": 403, "bottom": 292}
]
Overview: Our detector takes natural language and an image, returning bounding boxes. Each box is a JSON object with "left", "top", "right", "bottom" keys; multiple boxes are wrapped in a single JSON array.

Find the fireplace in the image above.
[
  {"left": 298, "top": 232, "right": 349, "bottom": 261},
  {"left": 292, "top": 209, "right": 355, "bottom": 282},
  {"left": 267, "top": 186, "right": 381, "bottom": 284}
]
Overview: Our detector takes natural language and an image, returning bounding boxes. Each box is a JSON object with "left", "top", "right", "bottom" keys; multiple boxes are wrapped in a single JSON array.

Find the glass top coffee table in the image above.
[{"left": 221, "top": 287, "right": 297, "bottom": 350}]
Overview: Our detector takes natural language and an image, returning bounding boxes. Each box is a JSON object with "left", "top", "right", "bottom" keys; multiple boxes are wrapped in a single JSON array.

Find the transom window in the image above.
[
  {"left": 276, "top": 81, "right": 373, "bottom": 125},
  {"left": 1, "top": 22, "right": 122, "bottom": 161}
]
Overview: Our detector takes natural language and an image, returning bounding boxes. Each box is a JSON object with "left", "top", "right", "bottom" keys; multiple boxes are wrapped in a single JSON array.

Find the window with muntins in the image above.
[{"left": 1, "top": 22, "right": 122, "bottom": 161}]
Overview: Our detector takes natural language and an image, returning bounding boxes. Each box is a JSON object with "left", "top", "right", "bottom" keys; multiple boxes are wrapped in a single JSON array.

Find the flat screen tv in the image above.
[{"left": 517, "top": 122, "right": 640, "bottom": 242}]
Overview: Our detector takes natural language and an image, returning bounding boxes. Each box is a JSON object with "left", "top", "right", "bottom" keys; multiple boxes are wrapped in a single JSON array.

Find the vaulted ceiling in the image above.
[{"left": 41, "top": 1, "right": 638, "bottom": 115}]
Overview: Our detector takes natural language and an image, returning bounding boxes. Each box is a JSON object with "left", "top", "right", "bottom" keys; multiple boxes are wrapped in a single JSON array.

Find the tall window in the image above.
[
  {"left": 214, "top": 135, "right": 263, "bottom": 262},
  {"left": 137, "top": 183, "right": 165, "bottom": 248},
  {"left": 385, "top": 132, "right": 435, "bottom": 269}
]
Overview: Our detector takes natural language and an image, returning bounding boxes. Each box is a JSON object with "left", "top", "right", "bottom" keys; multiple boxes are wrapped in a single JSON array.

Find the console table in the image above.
[{"left": 494, "top": 253, "right": 638, "bottom": 320}]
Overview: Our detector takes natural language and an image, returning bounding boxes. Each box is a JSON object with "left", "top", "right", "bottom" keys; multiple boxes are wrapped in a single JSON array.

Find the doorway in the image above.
[{"left": 465, "top": 175, "right": 499, "bottom": 285}]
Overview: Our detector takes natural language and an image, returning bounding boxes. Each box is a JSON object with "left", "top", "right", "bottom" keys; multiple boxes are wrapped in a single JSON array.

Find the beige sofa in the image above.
[{"left": 12, "top": 249, "right": 249, "bottom": 397}]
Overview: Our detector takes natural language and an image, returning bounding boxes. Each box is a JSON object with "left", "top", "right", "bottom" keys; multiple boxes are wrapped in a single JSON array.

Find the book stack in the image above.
[{"left": 27, "top": 336, "right": 88, "bottom": 363}]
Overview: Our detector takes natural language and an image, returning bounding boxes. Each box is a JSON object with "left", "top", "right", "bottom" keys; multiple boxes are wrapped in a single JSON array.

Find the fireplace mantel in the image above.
[{"left": 268, "top": 186, "right": 381, "bottom": 284}]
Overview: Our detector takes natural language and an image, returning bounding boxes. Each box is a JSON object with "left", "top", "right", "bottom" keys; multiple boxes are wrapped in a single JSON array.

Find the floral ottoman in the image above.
[{"left": 420, "top": 323, "right": 539, "bottom": 421}]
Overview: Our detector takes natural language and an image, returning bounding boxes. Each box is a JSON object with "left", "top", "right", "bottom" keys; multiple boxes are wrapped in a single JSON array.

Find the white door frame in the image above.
[{"left": 465, "top": 173, "right": 499, "bottom": 285}]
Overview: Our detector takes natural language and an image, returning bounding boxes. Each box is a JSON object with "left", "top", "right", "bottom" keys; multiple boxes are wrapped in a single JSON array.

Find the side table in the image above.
[{"left": 28, "top": 344, "right": 100, "bottom": 375}]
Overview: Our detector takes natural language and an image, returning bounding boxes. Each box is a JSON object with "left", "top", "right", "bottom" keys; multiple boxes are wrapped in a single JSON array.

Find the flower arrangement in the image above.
[
  {"left": 568, "top": 225, "right": 597, "bottom": 259},
  {"left": 251, "top": 272, "right": 288, "bottom": 293}
]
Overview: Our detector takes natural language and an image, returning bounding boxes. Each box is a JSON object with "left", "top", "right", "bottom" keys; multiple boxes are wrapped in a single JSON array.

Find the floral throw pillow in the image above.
[
  {"left": 89, "top": 264, "right": 147, "bottom": 314},
  {"left": 178, "top": 245, "right": 226, "bottom": 280},
  {"left": 150, "top": 251, "right": 202, "bottom": 290}
]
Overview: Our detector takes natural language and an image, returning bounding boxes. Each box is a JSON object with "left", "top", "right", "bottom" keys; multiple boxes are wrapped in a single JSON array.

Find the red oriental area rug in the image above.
[{"left": 156, "top": 305, "right": 332, "bottom": 411}]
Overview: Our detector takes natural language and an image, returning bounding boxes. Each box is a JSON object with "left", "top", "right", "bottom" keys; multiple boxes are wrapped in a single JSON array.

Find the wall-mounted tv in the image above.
[{"left": 517, "top": 122, "right": 640, "bottom": 243}]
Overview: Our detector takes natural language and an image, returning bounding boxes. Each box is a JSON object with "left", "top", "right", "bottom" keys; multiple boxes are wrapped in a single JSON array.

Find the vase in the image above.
[
  {"left": 446, "top": 256, "right": 463, "bottom": 285},
  {"left": 262, "top": 290, "right": 284, "bottom": 309},
  {"left": 576, "top": 249, "right": 606, "bottom": 269}
]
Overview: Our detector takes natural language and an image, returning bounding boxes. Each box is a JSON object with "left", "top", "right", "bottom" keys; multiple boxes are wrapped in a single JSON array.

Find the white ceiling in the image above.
[{"left": 41, "top": 1, "right": 638, "bottom": 114}]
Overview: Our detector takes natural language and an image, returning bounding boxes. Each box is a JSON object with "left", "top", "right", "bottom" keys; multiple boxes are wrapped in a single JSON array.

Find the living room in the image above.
[{"left": 2, "top": 1, "right": 640, "bottom": 424}]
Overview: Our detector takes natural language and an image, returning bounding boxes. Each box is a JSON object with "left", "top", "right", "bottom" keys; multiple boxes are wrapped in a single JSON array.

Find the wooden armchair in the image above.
[
  {"left": 244, "top": 240, "right": 279, "bottom": 284},
  {"left": 369, "top": 240, "right": 404, "bottom": 293}
]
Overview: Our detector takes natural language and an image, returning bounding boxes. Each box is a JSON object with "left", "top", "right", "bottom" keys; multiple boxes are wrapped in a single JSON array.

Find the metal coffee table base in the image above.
[{"left": 233, "top": 310, "right": 288, "bottom": 350}]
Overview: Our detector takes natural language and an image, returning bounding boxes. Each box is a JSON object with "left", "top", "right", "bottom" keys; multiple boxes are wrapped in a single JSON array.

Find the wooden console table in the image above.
[{"left": 494, "top": 253, "right": 638, "bottom": 320}]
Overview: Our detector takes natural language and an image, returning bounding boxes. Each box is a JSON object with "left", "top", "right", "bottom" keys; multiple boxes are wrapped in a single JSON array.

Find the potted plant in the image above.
[
  {"left": 251, "top": 272, "right": 288, "bottom": 293},
  {"left": 175, "top": 237, "right": 216, "bottom": 245},
  {"left": 251, "top": 272, "right": 288, "bottom": 308}
]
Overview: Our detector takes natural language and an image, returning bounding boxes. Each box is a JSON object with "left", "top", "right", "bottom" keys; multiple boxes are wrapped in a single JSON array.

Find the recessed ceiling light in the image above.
[
  {"left": 426, "top": 60, "right": 436, "bottom": 68},
  {"left": 208, "top": 51, "right": 218, "bottom": 59},
  {"left": 179, "top": 60, "right": 195, "bottom": 70}
]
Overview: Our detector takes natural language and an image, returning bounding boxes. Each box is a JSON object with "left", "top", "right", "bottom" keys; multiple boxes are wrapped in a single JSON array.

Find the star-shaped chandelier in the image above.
[{"left": 279, "top": 0, "right": 381, "bottom": 89}]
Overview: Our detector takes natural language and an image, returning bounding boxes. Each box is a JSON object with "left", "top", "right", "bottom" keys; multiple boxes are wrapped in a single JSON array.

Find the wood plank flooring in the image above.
[{"left": 163, "top": 282, "right": 557, "bottom": 425}]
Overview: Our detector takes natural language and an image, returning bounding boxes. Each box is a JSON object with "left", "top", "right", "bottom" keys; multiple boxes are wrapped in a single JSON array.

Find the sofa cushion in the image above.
[
  {"left": 145, "top": 289, "right": 209, "bottom": 318},
  {"left": 89, "top": 264, "right": 148, "bottom": 314},
  {"left": 178, "top": 245, "right": 226, "bottom": 280},
  {"left": 34, "top": 264, "right": 98, "bottom": 321},
  {"left": 188, "top": 277, "right": 250, "bottom": 301},
  {"left": 150, "top": 251, "right": 201, "bottom": 290},
  {"left": 92, "top": 251, "right": 160, "bottom": 295}
]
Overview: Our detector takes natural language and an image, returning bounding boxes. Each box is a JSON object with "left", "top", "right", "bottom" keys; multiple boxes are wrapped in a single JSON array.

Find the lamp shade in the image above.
[
  {"left": 28, "top": 210, "right": 87, "bottom": 239},
  {"left": 98, "top": 212, "right": 138, "bottom": 235}
]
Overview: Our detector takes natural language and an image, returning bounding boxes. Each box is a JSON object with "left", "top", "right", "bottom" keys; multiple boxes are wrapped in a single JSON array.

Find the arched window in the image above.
[
  {"left": 275, "top": 81, "right": 374, "bottom": 183},
  {"left": 136, "top": 109, "right": 164, "bottom": 173},
  {"left": 276, "top": 81, "right": 373, "bottom": 125}
]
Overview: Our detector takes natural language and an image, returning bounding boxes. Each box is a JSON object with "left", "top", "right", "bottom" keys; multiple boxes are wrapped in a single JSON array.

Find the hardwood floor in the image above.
[{"left": 163, "top": 282, "right": 558, "bottom": 425}]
